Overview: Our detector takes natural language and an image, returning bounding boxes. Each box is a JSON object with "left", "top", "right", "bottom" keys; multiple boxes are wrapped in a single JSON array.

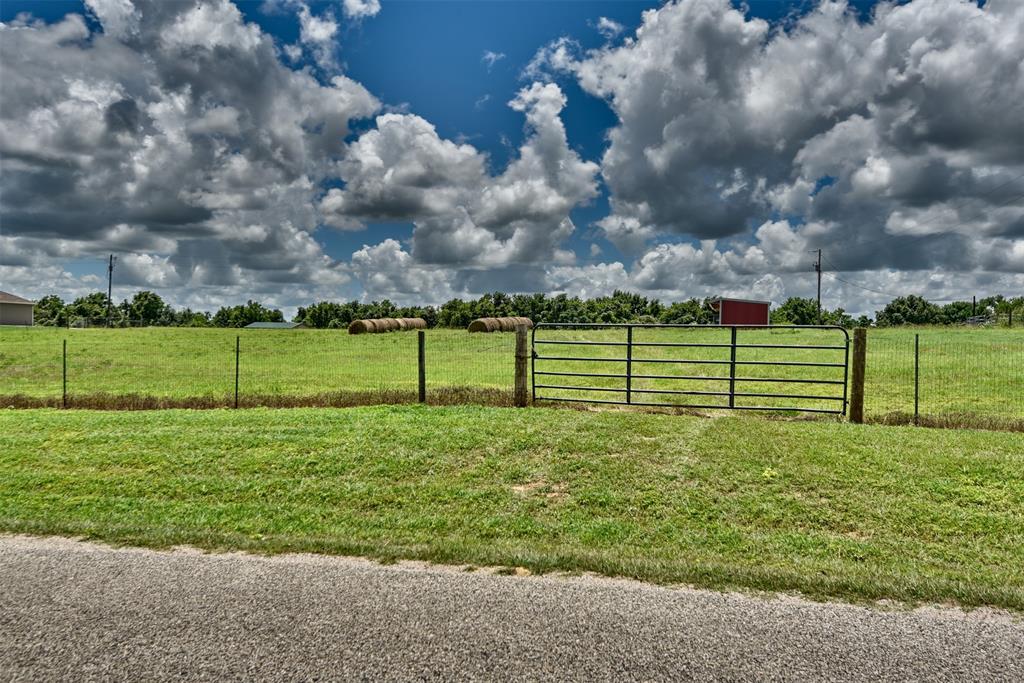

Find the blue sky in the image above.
[
  {"left": 1, "top": 0, "right": 1020, "bottom": 315},
  {"left": 238, "top": 0, "right": 882, "bottom": 267},
  {"left": 2, "top": 0, "right": 881, "bottom": 272}
]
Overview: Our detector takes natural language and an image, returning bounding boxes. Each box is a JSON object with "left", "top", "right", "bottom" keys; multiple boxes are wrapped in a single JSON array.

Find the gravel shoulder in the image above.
[{"left": 1, "top": 534, "right": 1021, "bottom": 682}]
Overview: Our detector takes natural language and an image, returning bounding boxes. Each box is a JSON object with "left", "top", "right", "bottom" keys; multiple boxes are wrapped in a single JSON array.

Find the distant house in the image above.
[
  {"left": 0, "top": 291, "right": 34, "bottom": 326},
  {"left": 709, "top": 298, "right": 770, "bottom": 326},
  {"left": 243, "top": 321, "right": 306, "bottom": 329}
]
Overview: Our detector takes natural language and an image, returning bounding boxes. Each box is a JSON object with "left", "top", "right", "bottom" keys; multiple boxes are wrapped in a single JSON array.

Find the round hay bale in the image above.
[
  {"left": 468, "top": 316, "right": 533, "bottom": 332},
  {"left": 350, "top": 317, "right": 427, "bottom": 334}
]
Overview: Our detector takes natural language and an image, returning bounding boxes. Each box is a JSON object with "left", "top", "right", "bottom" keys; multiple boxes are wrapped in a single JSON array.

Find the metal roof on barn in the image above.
[
  {"left": 0, "top": 290, "right": 34, "bottom": 305},
  {"left": 244, "top": 321, "right": 305, "bottom": 329}
]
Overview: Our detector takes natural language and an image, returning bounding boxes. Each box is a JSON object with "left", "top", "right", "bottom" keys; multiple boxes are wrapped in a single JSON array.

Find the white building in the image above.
[{"left": 0, "top": 291, "right": 34, "bottom": 326}]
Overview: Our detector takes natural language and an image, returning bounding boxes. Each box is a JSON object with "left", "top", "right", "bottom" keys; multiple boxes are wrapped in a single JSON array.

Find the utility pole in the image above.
[
  {"left": 814, "top": 248, "right": 822, "bottom": 325},
  {"left": 106, "top": 254, "right": 116, "bottom": 328}
]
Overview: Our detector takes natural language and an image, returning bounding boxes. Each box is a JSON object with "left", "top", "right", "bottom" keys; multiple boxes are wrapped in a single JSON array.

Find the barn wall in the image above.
[
  {"left": 0, "top": 303, "right": 33, "bottom": 326},
  {"left": 719, "top": 301, "right": 769, "bottom": 325}
]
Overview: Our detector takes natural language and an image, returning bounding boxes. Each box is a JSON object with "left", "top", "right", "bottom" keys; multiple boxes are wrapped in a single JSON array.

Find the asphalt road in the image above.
[{"left": 1, "top": 535, "right": 1021, "bottom": 682}]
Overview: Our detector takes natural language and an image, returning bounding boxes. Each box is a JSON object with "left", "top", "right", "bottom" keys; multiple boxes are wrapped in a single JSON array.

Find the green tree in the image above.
[
  {"left": 874, "top": 296, "right": 940, "bottom": 326},
  {"left": 770, "top": 297, "right": 820, "bottom": 325},
  {"left": 67, "top": 292, "right": 111, "bottom": 325},
  {"left": 129, "top": 291, "right": 170, "bottom": 325},
  {"left": 660, "top": 298, "right": 716, "bottom": 324},
  {"left": 33, "top": 295, "right": 67, "bottom": 326},
  {"left": 938, "top": 301, "right": 974, "bottom": 325},
  {"left": 438, "top": 299, "right": 474, "bottom": 328},
  {"left": 212, "top": 300, "right": 284, "bottom": 327}
]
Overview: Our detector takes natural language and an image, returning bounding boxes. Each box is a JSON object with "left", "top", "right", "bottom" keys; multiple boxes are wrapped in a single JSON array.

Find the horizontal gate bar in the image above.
[
  {"left": 732, "top": 392, "right": 845, "bottom": 401},
  {"left": 631, "top": 388, "right": 732, "bottom": 397},
  {"left": 726, "top": 405, "right": 844, "bottom": 414},
  {"left": 533, "top": 396, "right": 656, "bottom": 406},
  {"left": 534, "top": 340, "right": 846, "bottom": 350},
  {"left": 735, "top": 376, "right": 846, "bottom": 385},
  {"left": 534, "top": 323, "right": 849, "bottom": 332},
  {"left": 535, "top": 370, "right": 628, "bottom": 378},
  {"left": 534, "top": 339, "right": 628, "bottom": 347},
  {"left": 536, "top": 358, "right": 846, "bottom": 367},
  {"left": 629, "top": 358, "right": 848, "bottom": 367},
  {"left": 630, "top": 342, "right": 847, "bottom": 350},
  {"left": 632, "top": 341, "right": 731, "bottom": 348},
  {"left": 631, "top": 358, "right": 731, "bottom": 365},
  {"left": 620, "top": 373, "right": 846, "bottom": 385},
  {"left": 535, "top": 396, "right": 727, "bottom": 410},
  {"left": 735, "top": 343, "right": 847, "bottom": 350},
  {"left": 732, "top": 360, "right": 847, "bottom": 367},
  {"left": 535, "top": 355, "right": 628, "bottom": 363},
  {"left": 631, "top": 373, "right": 731, "bottom": 381},
  {"left": 534, "top": 384, "right": 626, "bottom": 393},
  {"left": 536, "top": 374, "right": 847, "bottom": 385},
  {"left": 534, "top": 396, "right": 844, "bottom": 414}
]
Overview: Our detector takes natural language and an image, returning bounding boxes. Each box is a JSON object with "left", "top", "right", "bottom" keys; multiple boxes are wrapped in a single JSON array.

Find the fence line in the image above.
[
  {"left": 0, "top": 327, "right": 1021, "bottom": 428},
  {"left": 2, "top": 329, "right": 518, "bottom": 409}
]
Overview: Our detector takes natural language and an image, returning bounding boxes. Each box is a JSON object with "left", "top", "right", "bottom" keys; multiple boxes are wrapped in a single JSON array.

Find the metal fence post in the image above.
[
  {"left": 728, "top": 327, "right": 738, "bottom": 408},
  {"left": 914, "top": 333, "right": 920, "bottom": 425},
  {"left": 234, "top": 335, "right": 240, "bottom": 409},
  {"left": 62, "top": 339, "right": 67, "bottom": 409},
  {"left": 850, "top": 327, "right": 867, "bottom": 424},
  {"left": 514, "top": 325, "right": 528, "bottom": 407},
  {"left": 418, "top": 330, "right": 426, "bottom": 403},
  {"left": 625, "top": 325, "right": 633, "bottom": 405}
]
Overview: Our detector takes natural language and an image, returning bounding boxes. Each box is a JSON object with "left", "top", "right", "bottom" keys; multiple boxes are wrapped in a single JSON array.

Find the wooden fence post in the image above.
[
  {"left": 850, "top": 327, "right": 867, "bottom": 424},
  {"left": 418, "top": 330, "right": 426, "bottom": 403},
  {"left": 514, "top": 325, "right": 528, "bottom": 408}
]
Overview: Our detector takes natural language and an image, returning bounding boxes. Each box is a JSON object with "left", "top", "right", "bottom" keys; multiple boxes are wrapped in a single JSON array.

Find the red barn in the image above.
[{"left": 710, "top": 298, "right": 770, "bottom": 326}]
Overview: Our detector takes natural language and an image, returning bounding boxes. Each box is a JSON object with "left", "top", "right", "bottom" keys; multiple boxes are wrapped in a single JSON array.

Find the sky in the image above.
[{"left": 0, "top": 0, "right": 1022, "bottom": 318}]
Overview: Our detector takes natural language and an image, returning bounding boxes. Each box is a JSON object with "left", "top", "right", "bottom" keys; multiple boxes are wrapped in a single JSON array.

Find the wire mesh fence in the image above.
[
  {"left": 0, "top": 325, "right": 1020, "bottom": 429},
  {"left": 0, "top": 328, "right": 516, "bottom": 409},
  {"left": 866, "top": 328, "right": 1024, "bottom": 427}
]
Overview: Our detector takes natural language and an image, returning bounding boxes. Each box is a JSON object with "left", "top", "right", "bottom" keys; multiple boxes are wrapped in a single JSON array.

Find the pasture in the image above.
[
  {"left": 0, "top": 325, "right": 1021, "bottom": 420},
  {"left": 1, "top": 405, "right": 1022, "bottom": 609}
]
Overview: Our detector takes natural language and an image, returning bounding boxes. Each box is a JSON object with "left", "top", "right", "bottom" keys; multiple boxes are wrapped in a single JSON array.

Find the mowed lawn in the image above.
[
  {"left": 1, "top": 325, "right": 1022, "bottom": 417},
  {"left": 1, "top": 405, "right": 1022, "bottom": 610}
]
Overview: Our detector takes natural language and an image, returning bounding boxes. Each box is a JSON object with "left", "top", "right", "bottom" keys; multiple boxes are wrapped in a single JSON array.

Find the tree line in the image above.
[{"left": 31, "top": 290, "right": 1024, "bottom": 329}]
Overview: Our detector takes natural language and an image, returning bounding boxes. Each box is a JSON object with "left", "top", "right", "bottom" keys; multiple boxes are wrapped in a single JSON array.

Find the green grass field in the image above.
[
  {"left": 0, "top": 325, "right": 1021, "bottom": 419},
  {"left": 2, "top": 405, "right": 1022, "bottom": 609}
]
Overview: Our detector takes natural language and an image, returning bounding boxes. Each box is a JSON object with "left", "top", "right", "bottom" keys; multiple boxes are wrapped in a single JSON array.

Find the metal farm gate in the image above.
[{"left": 531, "top": 324, "right": 850, "bottom": 415}]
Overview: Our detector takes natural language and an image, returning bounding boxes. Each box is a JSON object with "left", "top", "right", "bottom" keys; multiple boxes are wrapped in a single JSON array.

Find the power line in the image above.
[
  {"left": 938, "top": 169, "right": 1024, "bottom": 216},
  {"left": 879, "top": 189, "right": 1024, "bottom": 245},
  {"left": 807, "top": 174, "right": 1024, "bottom": 268},
  {"left": 823, "top": 271, "right": 901, "bottom": 298},
  {"left": 823, "top": 268, "right": 974, "bottom": 304}
]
